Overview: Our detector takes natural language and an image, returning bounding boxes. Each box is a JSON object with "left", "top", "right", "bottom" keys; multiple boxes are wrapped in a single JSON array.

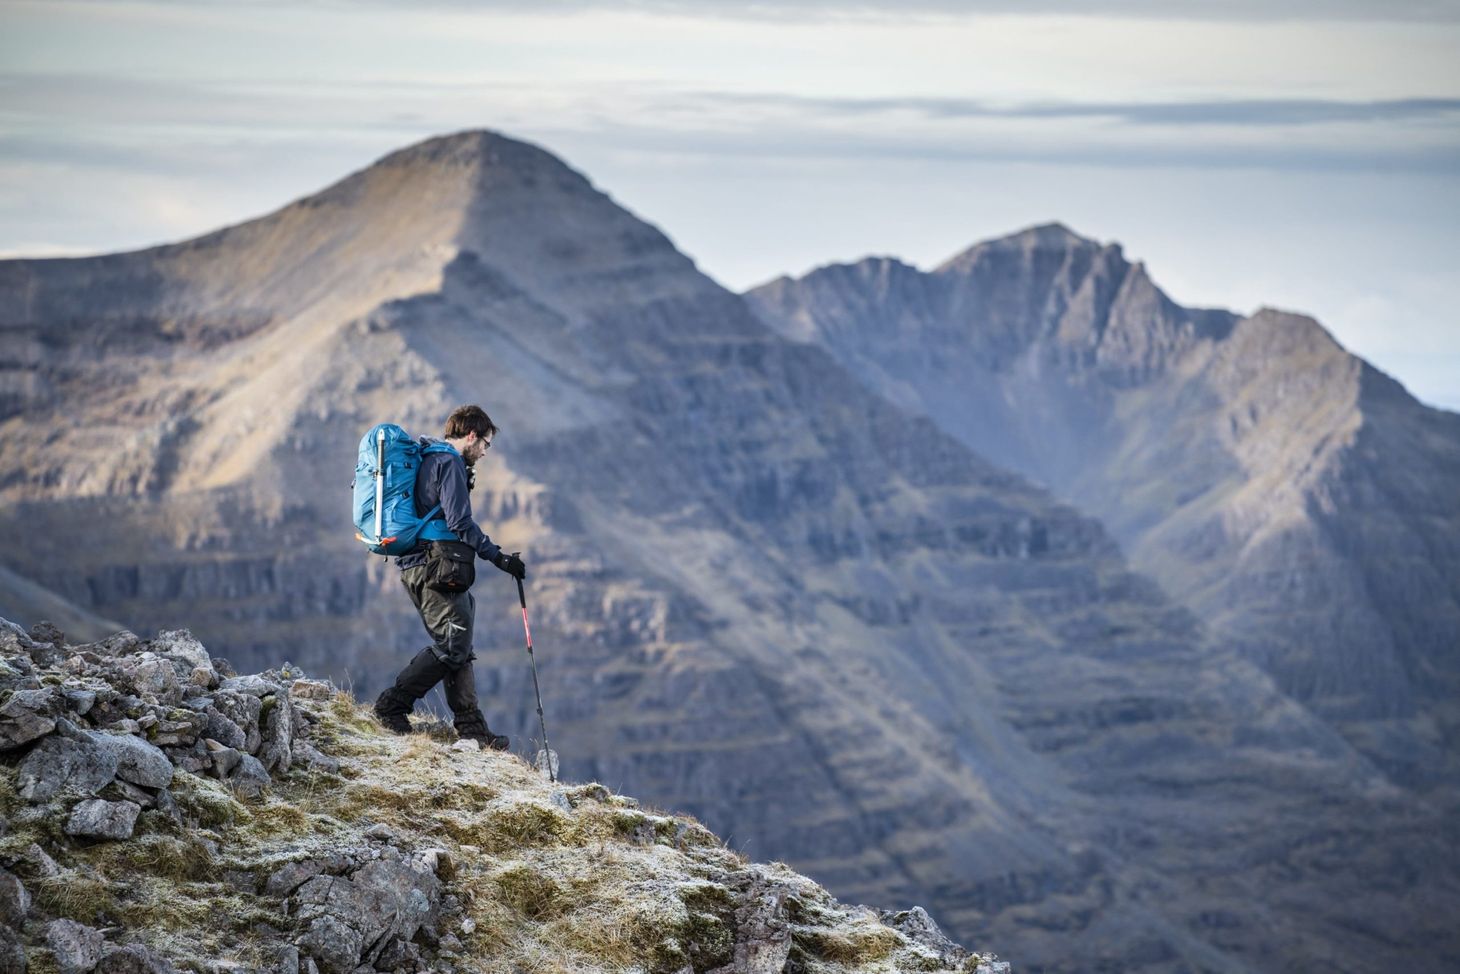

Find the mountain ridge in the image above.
[{"left": 746, "top": 224, "right": 1460, "bottom": 791}]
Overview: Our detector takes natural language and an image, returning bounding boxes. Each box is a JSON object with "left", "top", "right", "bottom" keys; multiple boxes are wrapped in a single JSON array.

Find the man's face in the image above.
[{"left": 465, "top": 431, "right": 493, "bottom": 465}]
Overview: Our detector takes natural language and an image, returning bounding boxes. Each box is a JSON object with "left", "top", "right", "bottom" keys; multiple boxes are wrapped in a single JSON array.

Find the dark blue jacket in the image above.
[{"left": 396, "top": 437, "right": 503, "bottom": 570}]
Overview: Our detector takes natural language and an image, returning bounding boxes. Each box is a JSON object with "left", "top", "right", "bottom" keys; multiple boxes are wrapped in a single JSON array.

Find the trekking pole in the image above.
[{"left": 516, "top": 573, "right": 556, "bottom": 782}]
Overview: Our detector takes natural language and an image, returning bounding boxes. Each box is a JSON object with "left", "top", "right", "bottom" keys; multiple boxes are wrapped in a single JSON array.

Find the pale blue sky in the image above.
[{"left": 2, "top": 0, "right": 1457, "bottom": 409}]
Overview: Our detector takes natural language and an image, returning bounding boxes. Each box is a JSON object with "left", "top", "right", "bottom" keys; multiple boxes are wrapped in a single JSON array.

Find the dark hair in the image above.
[{"left": 444, "top": 404, "right": 499, "bottom": 441}]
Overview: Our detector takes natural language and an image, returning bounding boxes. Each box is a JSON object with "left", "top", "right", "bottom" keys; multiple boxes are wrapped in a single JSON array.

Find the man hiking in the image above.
[{"left": 372, "top": 404, "right": 526, "bottom": 750}]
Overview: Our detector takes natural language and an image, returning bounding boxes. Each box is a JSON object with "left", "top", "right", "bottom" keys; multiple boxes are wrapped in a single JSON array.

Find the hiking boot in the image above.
[
  {"left": 462, "top": 731, "right": 510, "bottom": 751},
  {"left": 372, "top": 689, "right": 414, "bottom": 734},
  {"left": 454, "top": 711, "right": 509, "bottom": 751}
]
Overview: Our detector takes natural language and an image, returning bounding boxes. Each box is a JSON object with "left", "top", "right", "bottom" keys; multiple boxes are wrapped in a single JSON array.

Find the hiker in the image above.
[{"left": 372, "top": 404, "right": 526, "bottom": 750}]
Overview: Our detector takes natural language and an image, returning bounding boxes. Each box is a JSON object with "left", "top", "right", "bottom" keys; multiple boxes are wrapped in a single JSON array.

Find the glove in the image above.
[
  {"left": 496, "top": 550, "right": 526, "bottom": 580},
  {"left": 465, "top": 465, "right": 477, "bottom": 491}
]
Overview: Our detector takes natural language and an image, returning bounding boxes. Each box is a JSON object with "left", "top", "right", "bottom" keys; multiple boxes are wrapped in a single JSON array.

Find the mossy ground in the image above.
[{"left": 5, "top": 690, "right": 982, "bottom": 973}]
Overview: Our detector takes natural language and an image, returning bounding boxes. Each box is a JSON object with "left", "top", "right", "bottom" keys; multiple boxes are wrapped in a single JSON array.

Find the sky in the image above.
[{"left": 1, "top": 0, "right": 1457, "bottom": 410}]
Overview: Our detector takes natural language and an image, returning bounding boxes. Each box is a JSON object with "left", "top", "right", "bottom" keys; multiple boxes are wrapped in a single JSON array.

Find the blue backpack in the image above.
[{"left": 353, "top": 423, "right": 460, "bottom": 556}]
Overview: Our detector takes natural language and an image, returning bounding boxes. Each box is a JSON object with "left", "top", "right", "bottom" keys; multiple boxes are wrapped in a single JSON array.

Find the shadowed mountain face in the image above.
[
  {"left": 747, "top": 228, "right": 1460, "bottom": 790},
  {"left": 4, "top": 133, "right": 1459, "bottom": 972}
]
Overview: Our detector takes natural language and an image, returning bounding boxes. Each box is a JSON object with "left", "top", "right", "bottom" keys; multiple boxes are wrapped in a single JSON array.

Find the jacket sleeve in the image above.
[{"left": 437, "top": 458, "right": 503, "bottom": 564}]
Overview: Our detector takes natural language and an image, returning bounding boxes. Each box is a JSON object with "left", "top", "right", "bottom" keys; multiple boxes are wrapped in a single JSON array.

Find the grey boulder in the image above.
[
  {"left": 95, "top": 943, "right": 176, "bottom": 974},
  {"left": 0, "top": 686, "right": 61, "bottom": 750},
  {"left": 0, "top": 868, "right": 29, "bottom": 928},
  {"left": 258, "top": 691, "right": 294, "bottom": 773},
  {"left": 219, "top": 675, "right": 283, "bottom": 698},
  {"left": 47, "top": 918, "right": 106, "bottom": 974},
  {"left": 148, "top": 630, "right": 218, "bottom": 687},
  {"left": 65, "top": 799, "right": 141, "bottom": 840},
  {"left": 0, "top": 924, "right": 23, "bottom": 974},
  {"left": 103, "top": 732, "right": 174, "bottom": 789},
  {"left": 116, "top": 653, "right": 183, "bottom": 706},
  {"left": 202, "top": 709, "right": 247, "bottom": 751},
  {"left": 17, "top": 731, "right": 119, "bottom": 803},
  {"left": 229, "top": 753, "right": 271, "bottom": 799},
  {"left": 293, "top": 857, "right": 441, "bottom": 974}
]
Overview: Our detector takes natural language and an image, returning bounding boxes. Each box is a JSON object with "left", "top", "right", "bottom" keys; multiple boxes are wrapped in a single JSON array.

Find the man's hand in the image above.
[{"left": 496, "top": 550, "right": 526, "bottom": 580}]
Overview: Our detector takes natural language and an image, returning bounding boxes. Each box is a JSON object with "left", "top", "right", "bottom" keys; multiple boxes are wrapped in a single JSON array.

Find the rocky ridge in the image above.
[
  {"left": 0, "top": 615, "right": 1006, "bottom": 974},
  {"left": 746, "top": 226, "right": 1460, "bottom": 786}
]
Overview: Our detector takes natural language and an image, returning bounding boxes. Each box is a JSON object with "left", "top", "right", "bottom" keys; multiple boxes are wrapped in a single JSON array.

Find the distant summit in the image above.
[{"left": 937, "top": 221, "right": 1102, "bottom": 271}]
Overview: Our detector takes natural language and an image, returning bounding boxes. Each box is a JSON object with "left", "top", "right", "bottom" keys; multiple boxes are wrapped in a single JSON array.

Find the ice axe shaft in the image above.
[{"left": 517, "top": 573, "right": 555, "bottom": 782}]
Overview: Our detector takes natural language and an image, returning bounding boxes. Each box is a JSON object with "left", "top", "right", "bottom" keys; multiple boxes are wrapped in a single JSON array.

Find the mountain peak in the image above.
[
  {"left": 935, "top": 222, "right": 1106, "bottom": 275},
  {"left": 368, "top": 128, "right": 576, "bottom": 180}
]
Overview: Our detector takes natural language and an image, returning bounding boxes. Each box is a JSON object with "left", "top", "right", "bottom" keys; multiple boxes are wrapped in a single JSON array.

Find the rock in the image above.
[
  {"left": 0, "top": 686, "right": 61, "bottom": 750},
  {"left": 0, "top": 868, "right": 30, "bottom": 928},
  {"left": 0, "top": 656, "right": 34, "bottom": 695},
  {"left": 266, "top": 860, "right": 328, "bottom": 899},
  {"left": 293, "top": 858, "right": 441, "bottom": 974},
  {"left": 362, "top": 824, "right": 394, "bottom": 842},
  {"left": 258, "top": 692, "right": 294, "bottom": 773},
  {"left": 19, "top": 842, "right": 60, "bottom": 879},
  {"left": 153, "top": 788, "right": 184, "bottom": 826},
  {"left": 148, "top": 630, "right": 216, "bottom": 686},
  {"left": 448, "top": 739, "right": 478, "bottom": 753},
  {"left": 296, "top": 914, "right": 359, "bottom": 974},
  {"left": 0, "top": 924, "right": 23, "bottom": 974},
  {"left": 29, "top": 620, "right": 65, "bottom": 646},
  {"left": 880, "top": 905, "right": 966, "bottom": 960},
  {"left": 202, "top": 711, "right": 247, "bottom": 751},
  {"left": 47, "top": 918, "right": 106, "bottom": 974},
  {"left": 63, "top": 687, "right": 97, "bottom": 715},
  {"left": 420, "top": 848, "right": 455, "bottom": 881},
  {"left": 229, "top": 753, "right": 271, "bottom": 799},
  {"left": 75, "top": 630, "right": 142, "bottom": 658},
  {"left": 119, "top": 654, "right": 183, "bottom": 706},
  {"left": 220, "top": 675, "right": 283, "bottom": 698},
  {"left": 206, "top": 741, "right": 243, "bottom": 778},
  {"left": 290, "top": 679, "right": 334, "bottom": 701},
  {"left": 66, "top": 799, "right": 141, "bottom": 840},
  {"left": 17, "top": 730, "right": 119, "bottom": 802},
  {"left": 211, "top": 690, "right": 263, "bottom": 754},
  {"left": 274, "top": 945, "right": 301, "bottom": 974},
  {"left": 95, "top": 943, "right": 176, "bottom": 974},
  {"left": 150, "top": 712, "right": 205, "bottom": 748},
  {"left": 728, "top": 872, "right": 793, "bottom": 974},
  {"left": 103, "top": 732, "right": 174, "bottom": 789},
  {"left": 290, "top": 741, "right": 339, "bottom": 774},
  {"left": 165, "top": 740, "right": 210, "bottom": 774},
  {"left": 107, "top": 779, "right": 158, "bottom": 809}
]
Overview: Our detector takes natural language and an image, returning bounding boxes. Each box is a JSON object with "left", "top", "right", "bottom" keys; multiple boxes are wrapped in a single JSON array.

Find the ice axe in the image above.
[{"left": 515, "top": 565, "right": 557, "bottom": 781}]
